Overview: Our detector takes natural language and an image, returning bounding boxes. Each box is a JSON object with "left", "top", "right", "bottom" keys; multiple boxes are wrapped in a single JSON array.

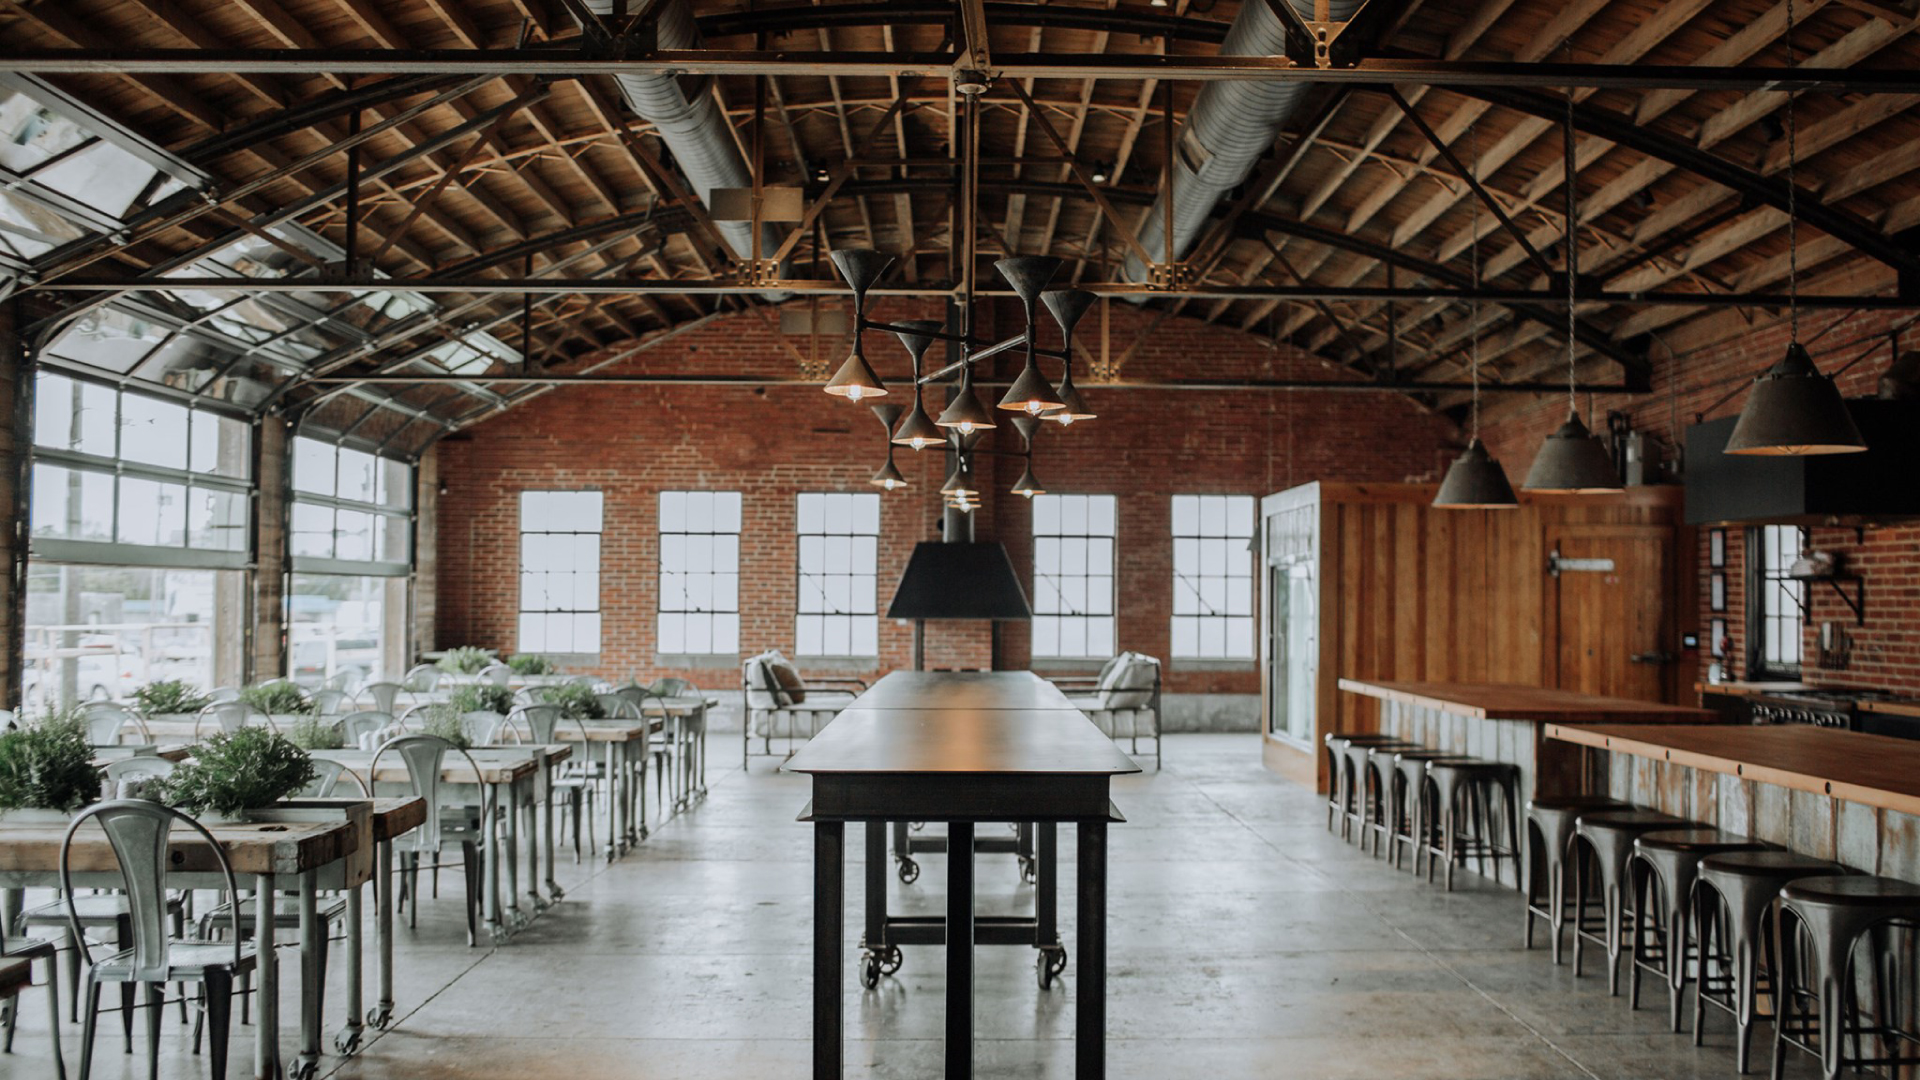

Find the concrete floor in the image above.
[{"left": 2, "top": 734, "right": 1831, "bottom": 1079}]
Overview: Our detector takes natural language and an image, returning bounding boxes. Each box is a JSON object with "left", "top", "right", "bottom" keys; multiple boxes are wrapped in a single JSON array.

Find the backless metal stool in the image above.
[
  {"left": 1385, "top": 749, "right": 1464, "bottom": 871},
  {"left": 1345, "top": 737, "right": 1418, "bottom": 854},
  {"left": 1524, "top": 795, "right": 1633, "bottom": 961},
  {"left": 1693, "top": 850, "right": 1845, "bottom": 1074},
  {"left": 1421, "top": 758, "right": 1521, "bottom": 891},
  {"left": 1325, "top": 733, "right": 1412, "bottom": 844},
  {"left": 1772, "top": 875, "right": 1920, "bottom": 1080},
  {"left": 1571, "top": 809, "right": 1691, "bottom": 993},
  {"left": 1628, "top": 829, "right": 1768, "bottom": 1030}
]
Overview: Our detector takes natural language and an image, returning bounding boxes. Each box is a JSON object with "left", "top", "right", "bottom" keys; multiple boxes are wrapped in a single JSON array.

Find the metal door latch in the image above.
[{"left": 1547, "top": 549, "right": 1617, "bottom": 578}]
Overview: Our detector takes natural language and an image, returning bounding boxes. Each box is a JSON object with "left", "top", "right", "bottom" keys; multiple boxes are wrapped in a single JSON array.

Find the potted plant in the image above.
[
  {"left": 131, "top": 679, "right": 212, "bottom": 725},
  {"left": 449, "top": 684, "right": 514, "bottom": 716},
  {"left": 0, "top": 712, "right": 99, "bottom": 821},
  {"left": 240, "top": 681, "right": 313, "bottom": 727},
  {"left": 284, "top": 715, "right": 346, "bottom": 751},
  {"left": 506, "top": 654, "right": 555, "bottom": 677},
  {"left": 539, "top": 682, "right": 606, "bottom": 721},
  {"left": 164, "top": 727, "right": 318, "bottom": 821},
  {"left": 436, "top": 646, "right": 492, "bottom": 676},
  {"left": 415, "top": 703, "right": 473, "bottom": 749}
]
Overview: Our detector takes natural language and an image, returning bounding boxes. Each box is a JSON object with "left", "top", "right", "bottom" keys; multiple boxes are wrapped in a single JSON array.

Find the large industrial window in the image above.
[
  {"left": 1031, "top": 494, "right": 1116, "bottom": 660},
  {"left": 518, "top": 491, "right": 603, "bottom": 656},
  {"left": 795, "top": 493, "right": 879, "bottom": 658},
  {"left": 657, "top": 491, "right": 741, "bottom": 656},
  {"left": 1748, "top": 524, "right": 1806, "bottom": 677},
  {"left": 289, "top": 435, "right": 411, "bottom": 574},
  {"left": 1171, "top": 494, "right": 1256, "bottom": 660}
]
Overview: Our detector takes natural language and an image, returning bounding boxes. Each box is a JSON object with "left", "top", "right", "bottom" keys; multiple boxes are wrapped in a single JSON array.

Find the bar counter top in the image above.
[{"left": 1339, "top": 679, "right": 1716, "bottom": 724}]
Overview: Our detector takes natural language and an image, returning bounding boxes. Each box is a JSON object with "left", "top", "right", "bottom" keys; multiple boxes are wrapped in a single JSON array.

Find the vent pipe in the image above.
[{"left": 1122, "top": 0, "right": 1363, "bottom": 284}]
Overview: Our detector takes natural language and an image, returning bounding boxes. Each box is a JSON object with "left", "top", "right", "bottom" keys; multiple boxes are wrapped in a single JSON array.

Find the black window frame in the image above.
[{"left": 1745, "top": 524, "right": 1806, "bottom": 679}]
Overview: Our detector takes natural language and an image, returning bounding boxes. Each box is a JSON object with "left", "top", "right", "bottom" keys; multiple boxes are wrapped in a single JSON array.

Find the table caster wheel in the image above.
[
  {"left": 335, "top": 1027, "right": 362, "bottom": 1055},
  {"left": 1018, "top": 856, "right": 1037, "bottom": 885},
  {"left": 910, "top": 821, "right": 925, "bottom": 833},
  {"left": 547, "top": 881, "right": 565, "bottom": 901},
  {"left": 489, "top": 924, "right": 511, "bottom": 944},
  {"left": 367, "top": 1006, "right": 393, "bottom": 1030},
  {"left": 859, "top": 951, "right": 882, "bottom": 989},
  {"left": 1037, "top": 947, "right": 1067, "bottom": 990},
  {"left": 878, "top": 944, "right": 903, "bottom": 976},
  {"left": 290, "top": 1057, "right": 318, "bottom": 1080},
  {"left": 896, "top": 857, "right": 920, "bottom": 884}
]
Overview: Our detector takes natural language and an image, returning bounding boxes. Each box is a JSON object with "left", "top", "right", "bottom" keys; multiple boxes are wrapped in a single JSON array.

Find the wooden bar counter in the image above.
[{"left": 1545, "top": 723, "right": 1920, "bottom": 878}]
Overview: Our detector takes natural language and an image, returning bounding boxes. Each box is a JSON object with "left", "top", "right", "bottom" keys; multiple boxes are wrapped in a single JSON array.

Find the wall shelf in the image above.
[{"left": 1789, "top": 573, "right": 1865, "bottom": 627}]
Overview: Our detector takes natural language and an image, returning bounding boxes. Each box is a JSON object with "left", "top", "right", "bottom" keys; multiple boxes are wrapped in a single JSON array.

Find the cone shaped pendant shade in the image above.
[
  {"left": 1724, "top": 342, "right": 1867, "bottom": 456},
  {"left": 1433, "top": 440, "right": 1518, "bottom": 508},
  {"left": 870, "top": 455, "right": 907, "bottom": 491},
  {"left": 936, "top": 365, "right": 996, "bottom": 434},
  {"left": 940, "top": 456, "right": 980, "bottom": 498},
  {"left": 1042, "top": 289, "right": 1098, "bottom": 424},
  {"left": 824, "top": 247, "right": 895, "bottom": 401},
  {"left": 824, "top": 345, "right": 886, "bottom": 400},
  {"left": 1011, "top": 463, "right": 1045, "bottom": 498},
  {"left": 890, "top": 319, "right": 947, "bottom": 448},
  {"left": 1522, "top": 413, "right": 1622, "bottom": 493},
  {"left": 999, "top": 360, "right": 1065, "bottom": 415},
  {"left": 995, "top": 256, "right": 1066, "bottom": 415}
]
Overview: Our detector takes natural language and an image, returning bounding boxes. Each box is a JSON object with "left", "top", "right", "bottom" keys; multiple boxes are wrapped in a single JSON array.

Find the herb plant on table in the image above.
[
  {"left": 0, "top": 715, "right": 99, "bottom": 812},
  {"left": 164, "top": 727, "right": 318, "bottom": 817}
]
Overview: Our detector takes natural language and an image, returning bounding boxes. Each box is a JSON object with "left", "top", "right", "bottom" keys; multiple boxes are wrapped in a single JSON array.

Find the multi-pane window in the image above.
[
  {"left": 796, "top": 493, "right": 879, "bottom": 657},
  {"left": 518, "top": 491, "right": 603, "bottom": 655},
  {"left": 657, "top": 491, "right": 742, "bottom": 656},
  {"left": 1031, "top": 494, "right": 1116, "bottom": 660},
  {"left": 1750, "top": 524, "right": 1806, "bottom": 675},
  {"left": 1171, "top": 495, "right": 1256, "bottom": 660},
  {"left": 30, "top": 372, "right": 251, "bottom": 564},
  {"left": 289, "top": 436, "right": 411, "bottom": 573}
]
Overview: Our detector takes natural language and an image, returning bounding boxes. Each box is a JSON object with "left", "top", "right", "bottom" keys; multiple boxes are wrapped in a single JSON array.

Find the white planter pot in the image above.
[{"left": 0, "top": 807, "right": 76, "bottom": 824}]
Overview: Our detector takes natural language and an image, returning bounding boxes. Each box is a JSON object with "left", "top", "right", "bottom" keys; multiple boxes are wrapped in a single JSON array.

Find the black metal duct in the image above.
[
  {"left": 1684, "top": 399, "right": 1920, "bottom": 526},
  {"left": 887, "top": 512, "right": 1032, "bottom": 621}
]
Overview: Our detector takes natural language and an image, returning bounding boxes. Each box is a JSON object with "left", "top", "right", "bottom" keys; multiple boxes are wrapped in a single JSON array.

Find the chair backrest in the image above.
[
  {"left": 402, "top": 665, "right": 441, "bottom": 693},
  {"left": 743, "top": 650, "right": 805, "bottom": 709},
  {"left": 361, "top": 681, "right": 403, "bottom": 714},
  {"left": 512, "top": 704, "right": 565, "bottom": 743},
  {"left": 368, "top": 734, "right": 489, "bottom": 854},
  {"left": 649, "top": 677, "right": 696, "bottom": 698},
  {"left": 206, "top": 687, "right": 241, "bottom": 704},
  {"left": 310, "top": 689, "right": 353, "bottom": 716},
  {"left": 196, "top": 700, "right": 271, "bottom": 737},
  {"left": 1101, "top": 652, "right": 1161, "bottom": 710},
  {"left": 338, "top": 710, "right": 390, "bottom": 746},
  {"left": 299, "top": 757, "right": 369, "bottom": 798},
  {"left": 322, "top": 670, "right": 360, "bottom": 695},
  {"left": 102, "top": 755, "right": 176, "bottom": 786},
  {"left": 477, "top": 663, "right": 512, "bottom": 688},
  {"left": 596, "top": 692, "right": 642, "bottom": 720},
  {"left": 61, "top": 800, "right": 243, "bottom": 981},
  {"left": 84, "top": 702, "right": 146, "bottom": 745},
  {"left": 460, "top": 710, "right": 513, "bottom": 746}
]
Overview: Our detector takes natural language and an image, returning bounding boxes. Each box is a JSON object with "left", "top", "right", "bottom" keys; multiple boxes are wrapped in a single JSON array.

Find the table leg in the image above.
[
  {"left": 374, "top": 840, "right": 394, "bottom": 1029},
  {"left": 544, "top": 758, "right": 562, "bottom": 899},
  {"left": 947, "top": 821, "right": 975, "bottom": 1079},
  {"left": 484, "top": 781, "right": 503, "bottom": 941},
  {"left": 1038, "top": 823, "right": 1058, "bottom": 945},
  {"left": 338, "top": 881, "right": 363, "bottom": 1054},
  {"left": 255, "top": 871, "right": 279, "bottom": 1080},
  {"left": 1076, "top": 820, "right": 1108, "bottom": 1080},
  {"left": 863, "top": 821, "right": 887, "bottom": 961},
  {"left": 632, "top": 734, "right": 647, "bottom": 843},
  {"left": 604, "top": 741, "right": 621, "bottom": 861},
  {"left": 296, "top": 870, "right": 319, "bottom": 1079},
  {"left": 697, "top": 705, "right": 709, "bottom": 794},
  {"left": 504, "top": 776, "right": 524, "bottom": 927},
  {"left": 813, "top": 821, "right": 844, "bottom": 1080},
  {"left": 526, "top": 768, "right": 546, "bottom": 909}
]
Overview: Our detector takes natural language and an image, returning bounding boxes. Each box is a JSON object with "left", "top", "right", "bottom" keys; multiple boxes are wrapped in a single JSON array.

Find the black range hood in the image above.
[
  {"left": 1685, "top": 398, "right": 1920, "bottom": 526},
  {"left": 886, "top": 509, "right": 1032, "bottom": 621}
]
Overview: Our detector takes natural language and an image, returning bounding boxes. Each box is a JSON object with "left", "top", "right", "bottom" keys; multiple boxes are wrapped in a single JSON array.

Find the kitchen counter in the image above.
[
  {"left": 1859, "top": 699, "right": 1920, "bottom": 719},
  {"left": 1340, "top": 679, "right": 1716, "bottom": 723},
  {"left": 1693, "top": 680, "right": 1819, "bottom": 698}
]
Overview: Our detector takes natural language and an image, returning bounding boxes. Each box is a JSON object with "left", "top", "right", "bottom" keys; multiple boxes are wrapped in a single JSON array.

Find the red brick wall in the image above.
[
  {"left": 432, "top": 302, "right": 1461, "bottom": 692},
  {"left": 1477, "top": 308, "right": 1916, "bottom": 691}
]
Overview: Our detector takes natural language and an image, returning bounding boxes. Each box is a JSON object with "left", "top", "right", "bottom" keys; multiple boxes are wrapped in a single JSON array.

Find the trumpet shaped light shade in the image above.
[
  {"left": 1521, "top": 413, "right": 1622, "bottom": 493},
  {"left": 1432, "top": 440, "right": 1518, "bottom": 509},
  {"left": 936, "top": 368, "right": 997, "bottom": 435},
  {"left": 870, "top": 456, "right": 908, "bottom": 491},
  {"left": 824, "top": 344, "right": 886, "bottom": 400},
  {"left": 998, "top": 359, "right": 1065, "bottom": 415},
  {"left": 1011, "top": 463, "right": 1045, "bottom": 499},
  {"left": 940, "top": 457, "right": 980, "bottom": 499},
  {"left": 1724, "top": 342, "right": 1867, "bottom": 456}
]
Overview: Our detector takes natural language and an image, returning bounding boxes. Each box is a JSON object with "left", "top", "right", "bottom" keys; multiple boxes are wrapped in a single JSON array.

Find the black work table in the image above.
[{"left": 785, "top": 670, "right": 1140, "bottom": 1079}]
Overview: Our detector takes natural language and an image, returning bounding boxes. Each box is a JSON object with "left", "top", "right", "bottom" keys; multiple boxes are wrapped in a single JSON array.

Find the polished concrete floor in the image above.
[{"left": 3, "top": 734, "right": 1832, "bottom": 1079}]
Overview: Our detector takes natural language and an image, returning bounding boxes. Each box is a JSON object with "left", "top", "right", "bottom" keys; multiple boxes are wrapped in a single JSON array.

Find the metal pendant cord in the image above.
[
  {"left": 1787, "top": 0, "right": 1800, "bottom": 341},
  {"left": 1563, "top": 82, "right": 1578, "bottom": 418},
  {"left": 1469, "top": 123, "right": 1482, "bottom": 444}
]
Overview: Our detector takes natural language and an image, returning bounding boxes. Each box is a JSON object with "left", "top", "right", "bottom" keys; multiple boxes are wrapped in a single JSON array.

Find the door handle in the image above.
[{"left": 1630, "top": 651, "right": 1676, "bottom": 665}]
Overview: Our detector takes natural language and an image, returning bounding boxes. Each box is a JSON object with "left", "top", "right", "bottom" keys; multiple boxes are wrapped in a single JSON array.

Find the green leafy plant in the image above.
[
  {"left": 415, "top": 703, "right": 471, "bottom": 749},
  {"left": 436, "top": 646, "right": 491, "bottom": 675},
  {"left": 0, "top": 715, "right": 99, "bottom": 812},
  {"left": 449, "top": 684, "right": 514, "bottom": 716},
  {"left": 239, "top": 682, "right": 312, "bottom": 716},
  {"left": 538, "top": 682, "right": 606, "bottom": 721},
  {"left": 164, "top": 727, "right": 318, "bottom": 817},
  {"left": 131, "top": 679, "right": 212, "bottom": 717},
  {"left": 284, "top": 715, "right": 346, "bottom": 751},
  {"left": 506, "top": 654, "right": 555, "bottom": 676}
]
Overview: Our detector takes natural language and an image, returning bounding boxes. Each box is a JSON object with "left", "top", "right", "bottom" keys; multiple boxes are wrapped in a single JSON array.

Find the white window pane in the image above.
[
  {"left": 1227, "top": 496, "right": 1254, "bottom": 538},
  {"left": 119, "top": 393, "right": 188, "bottom": 470},
  {"left": 824, "top": 617, "right": 851, "bottom": 656},
  {"left": 683, "top": 536, "right": 711, "bottom": 573},
  {"left": 1088, "top": 618, "right": 1113, "bottom": 658},
  {"left": 826, "top": 575, "right": 851, "bottom": 612},
  {"left": 684, "top": 612, "right": 712, "bottom": 654},
  {"left": 684, "top": 491, "right": 713, "bottom": 532},
  {"left": 1035, "top": 537, "right": 1059, "bottom": 575},
  {"left": 685, "top": 573, "right": 711, "bottom": 610},
  {"left": 336, "top": 509, "right": 373, "bottom": 561},
  {"left": 853, "top": 575, "right": 876, "bottom": 614},
  {"left": 545, "top": 612, "right": 573, "bottom": 654},
  {"left": 712, "top": 533, "right": 738, "bottom": 573},
  {"left": 519, "top": 613, "right": 545, "bottom": 652},
  {"left": 292, "top": 437, "right": 335, "bottom": 496},
  {"left": 1061, "top": 537, "right": 1087, "bottom": 573},
  {"left": 658, "top": 490, "right": 685, "bottom": 532},
  {"left": 338, "top": 448, "right": 376, "bottom": 503},
  {"left": 1172, "top": 617, "right": 1198, "bottom": 657},
  {"left": 1171, "top": 495, "right": 1197, "bottom": 533},
  {"left": 1034, "top": 575, "right": 1062, "bottom": 614},
  {"left": 573, "top": 613, "right": 601, "bottom": 653},
  {"left": 115, "top": 477, "right": 158, "bottom": 546},
  {"left": 799, "top": 535, "right": 824, "bottom": 573},
  {"left": 1200, "top": 617, "right": 1227, "bottom": 657},
  {"left": 1032, "top": 495, "right": 1060, "bottom": 534},
  {"left": 1088, "top": 496, "right": 1115, "bottom": 536},
  {"left": 1087, "top": 577, "right": 1113, "bottom": 615},
  {"left": 1032, "top": 616, "right": 1059, "bottom": 656},
  {"left": 851, "top": 619, "right": 877, "bottom": 657},
  {"left": 30, "top": 463, "right": 71, "bottom": 538},
  {"left": 1061, "top": 495, "right": 1087, "bottom": 534},
  {"left": 1060, "top": 618, "right": 1088, "bottom": 657},
  {"left": 1087, "top": 537, "right": 1113, "bottom": 574},
  {"left": 1227, "top": 617, "right": 1254, "bottom": 658},
  {"left": 1200, "top": 495, "right": 1227, "bottom": 537},
  {"left": 826, "top": 535, "right": 851, "bottom": 573},
  {"left": 797, "top": 493, "right": 823, "bottom": 535},
  {"left": 188, "top": 487, "right": 246, "bottom": 551},
  {"left": 572, "top": 533, "right": 600, "bottom": 573},
  {"left": 574, "top": 572, "right": 600, "bottom": 611},
  {"left": 33, "top": 373, "right": 75, "bottom": 450},
  {"left": 378, "top": 458, "right": 410, "bottom": 508},
  {"left": 853, "top": 535, "right": 877, "bottom": 569},
  {"left": 1174, "top": 538, "right": 1199, "bottom": 576},
  {"left": 796, "top": 614, "right": 823, "bottom": 655},
  {"left": 1062, "top": 576, "right": 1086, "bottom": 613},
  {"left": 712, "top": 614, "right": 739, "bottom": 655},
  {"left": 1173, "top": 575, "right": 1200, "bottom": 616},
  {"left": 1228, "top": 575, "right": 1253, "bottom": 616},
  {"left": 1202, "top": 576, "right": 1227, "bottom": 614},
  {"left": 658, "top": 612, "right": 684, "bottom": 653},
  {"left": 659, "top": 572, "right": 684, "bottom": 610},
  {"left": 714, "top": 492, "right": 742, "bottom": 533},
  {"left": 77, "top": 469, "right": 113, "bottom": 541},
  {"left": 76, "top": 382, "right": 117, "bottom": 457},
  {"left": 563, "top": 492, "right": 603, "bottom": 532},
  {"left": 854, "top": 494, "right": 879, "bottom": 536}
]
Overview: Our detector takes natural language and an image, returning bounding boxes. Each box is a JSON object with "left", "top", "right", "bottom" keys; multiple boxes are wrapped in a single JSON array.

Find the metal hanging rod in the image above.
[{"left": 302, "top": 373, "right": 1633, "bottom": 394}]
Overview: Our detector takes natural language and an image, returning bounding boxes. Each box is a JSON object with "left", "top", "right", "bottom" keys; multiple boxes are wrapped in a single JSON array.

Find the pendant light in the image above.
[
  {"left": 1725, "top": 0, "right": 1866, "bottom": 457},
  {"left": 1523, "top": 87, "right": 1622, "bottom": 494},
  {"left": 1010, "top": 414, "right": 1046, "bottom": 498},
  {"left": 940, "top": 445, "right": 980, "bottom": 499},
  {"left": 938, "top": 80, "right": 994, "bottom": 436},
  {"left": 1042, "top": 288, "right": 1098, "bottom": 425},
  {"left": 824, "top": 248, "right": 893, "bottom": 401},
  {"left": 936, "top": 362, "right": 997, "bottom": 434},
  {"left": 1435, "top": 124, "right": 1518, "bottom": 510},
  {"left": 890, "top": 319, "right": 947, "bottom": 450},
  {"left": 868, "top": 404, "right": 908, "bottom": 491},
  {"left": 994, "top": 256, "right": 1067, "bottom": 415}
]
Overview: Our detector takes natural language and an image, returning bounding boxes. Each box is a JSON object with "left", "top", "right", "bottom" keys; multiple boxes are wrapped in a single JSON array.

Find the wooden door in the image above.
[{"left": 1548, "top": 524, "right": 1674, "bottom": 702}]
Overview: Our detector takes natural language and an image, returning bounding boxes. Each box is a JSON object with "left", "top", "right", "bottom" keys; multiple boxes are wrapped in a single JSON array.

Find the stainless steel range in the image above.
[{"left": 1744, "top": 688, "right": 1920, "bottom": 736}]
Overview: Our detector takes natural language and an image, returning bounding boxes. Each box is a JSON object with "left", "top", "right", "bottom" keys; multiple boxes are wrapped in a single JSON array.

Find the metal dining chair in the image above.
[
  {"left": 337, "top": 711, "right": 390, "bottom": 748},
  {"left": 401, "top": 665, "right": 442, "bottom": 702},
  {"left": 597, "top": 693, "right": 657, "bottom": 830},
  {"left": 512, "top": 705, "right": 597, "bottom": 862},
  {"left": 308, "top": 689, "right": 353, "bottom": 717},
  {"left": 82, "top": 703, "right": 150, "bottom": 748},
  {"left": 620, "top": 686, "right": 680, "bottom": 817},
  {"left": 300, "top": 758, "right": 370, "bottom": 799},
  {"left": 204, "top": 688, "right": 240, "bottom": 705},
  {"left": 476, "top": 663, "right": 512, "bottom": 688},
  {"left": 1, "top": 918, "right": 66, "bottom": 1077},
  {"left": 194, "top": 701, "right": 272, "bottom": 739},
  {"left": 359, "top": 682, "right": 404, "bottom": 715},
  {"left": 648, "top": 678, "right": 705, "bottom": 804},
  {"left": 101, "top": 756, "right": 176, "bottom": 790},
  {"left": 459, "top": 711, "right": 515, "bottom": 747},
  {"left": 367, "top": 735, "right": 492, "bottom": 946},
  {"left": 321, "top": 670, "right": 359, "bottom": 695},
  {"left": 60, "top": 800, "right": 254, "bottom": 1080}
]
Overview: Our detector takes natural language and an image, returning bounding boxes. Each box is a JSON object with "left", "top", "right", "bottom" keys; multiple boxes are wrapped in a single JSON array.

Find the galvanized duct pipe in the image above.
[
  {"left": 1122, "top": 0, "right": 1362, "bottom": 284},
  {"left": 583, "top": 0, "right": 781, "bottom": 266}
]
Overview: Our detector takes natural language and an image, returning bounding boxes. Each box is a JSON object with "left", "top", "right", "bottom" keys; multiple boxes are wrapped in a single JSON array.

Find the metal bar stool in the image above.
[
  {"left": 1772, "top": 874, "right": 1920, "bottom": 1080},
  {"left": 1693, "top": 850, "right": 1845, "bottom": 1074},
  {"left": 1627, "top": 829, "right": 1769, "bottom": 1030},
  {"left": 1570, "top": 809, "right": 1691, "bottom": 993},
  {"left": 1421, "top": 758, "right": 1521, "bottom": 891},
  {"left": 1524, "top": 795, "right": 1633, "bottom": 961},
  {"left": 1342, "top": 737, "right": 1418, "bottom": 852},
  {"left": 1384, "top": 749, "right": 1464, "bottom": 872},
  {"left": 1322, "top": 733, "right": 1409, "bottom": 843}
]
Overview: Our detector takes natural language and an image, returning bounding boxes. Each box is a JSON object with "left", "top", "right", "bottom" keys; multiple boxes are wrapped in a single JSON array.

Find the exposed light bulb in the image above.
[
  {"left": 910, "top": 437, "right": 935, "bottom": 450},
  {"left": 846, "top": 385, "right": 865, "bottom": 402},
  {"left": 1057, "top": 414, "right": 1075, "bottom": 426},
  {"left": 1019, "top": 489, "right": 1036, "bottom": 500},
  {"left": 958, "top": 421, "right": 976, "bottom": 434},
  {"left": 882, "top": 478, "right": 898, "bottom": 491},
  {"left": 1024, "top": 400, "right": 1045, "bottom": 415}
]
